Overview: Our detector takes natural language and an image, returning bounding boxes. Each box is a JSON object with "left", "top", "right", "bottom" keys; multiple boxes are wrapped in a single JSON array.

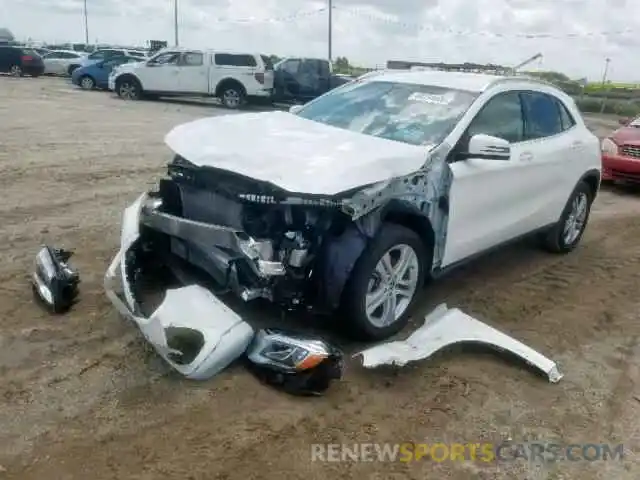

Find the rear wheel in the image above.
[
  {"left": 9, "top": 65, "right": 23, "bottom": 77},
  {"left": 79, "top": 75, "right": 95, "bottom": 90},
  {"left": 219, "top": 83, "right": 246, "bottom": 109},
  {"left": 540, "top": 181, "right": 593, "bottom": 253},
  {"left": 341, "top": 224, "right": 426, "bottom": 341}
]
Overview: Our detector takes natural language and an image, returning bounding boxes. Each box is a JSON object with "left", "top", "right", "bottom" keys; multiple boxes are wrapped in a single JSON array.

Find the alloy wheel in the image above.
[{"left": 365, "top": 244, "right": 420, "bottom": 328}]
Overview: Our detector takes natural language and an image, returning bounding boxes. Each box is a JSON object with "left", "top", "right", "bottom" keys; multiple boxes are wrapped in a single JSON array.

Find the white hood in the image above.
[{"left": 164, "top": 111, "right": 431, "bottom": 195}]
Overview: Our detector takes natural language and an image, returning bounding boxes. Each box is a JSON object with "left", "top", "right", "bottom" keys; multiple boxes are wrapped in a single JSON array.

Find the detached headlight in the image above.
[
  {"left": 246, "top": 328, "right": 343, "bottom": 396},
  {"left": 601, "top": 138, "right": 618, "bottom": 155},
  {"left": 32, "top": 245, "right": 80, "bottom": 314}
]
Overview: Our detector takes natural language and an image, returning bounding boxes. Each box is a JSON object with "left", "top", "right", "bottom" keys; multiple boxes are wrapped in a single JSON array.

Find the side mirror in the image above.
[
  {"left": 461, "top": 134, "right": 511, "bottom": 161},
  {"left": 619, "top": 117, "right": 631, "bottom": 126},
  {"left": 289, "top": 104, "right": 303, "bottom": 114}
]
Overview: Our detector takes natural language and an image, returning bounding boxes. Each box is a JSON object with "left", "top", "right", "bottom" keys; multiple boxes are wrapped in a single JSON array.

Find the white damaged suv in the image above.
[{"left": 105, "top": 70, "right": 601, "bottom": 379}]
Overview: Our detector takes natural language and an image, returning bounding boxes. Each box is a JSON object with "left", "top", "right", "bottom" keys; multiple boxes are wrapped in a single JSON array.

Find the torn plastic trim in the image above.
[
  {"left": 355, "top": 304, "right": 563, "bottom": 383},
  {"left": 140, "top": 198, "right": 286, "bottom": 278},
  {"left": 105, "top": 194, "right": 255, "bottom": 380}
]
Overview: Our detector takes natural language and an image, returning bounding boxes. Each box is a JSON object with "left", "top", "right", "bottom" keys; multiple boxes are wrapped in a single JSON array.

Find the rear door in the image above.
[
  {"left": 175, "top": 51, "right": 208, "bottom": 93},
  {"left": 443, "top": 91, "right": 534, "bottom": 266},
  {"left": 518, "top": 91, "right": 576, "bottom": 227}
]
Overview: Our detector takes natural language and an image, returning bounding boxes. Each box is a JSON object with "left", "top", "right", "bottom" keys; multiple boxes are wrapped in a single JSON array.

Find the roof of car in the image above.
[
  {"left": 364, "top": 69, "right": 546, "bottom": 93},
  {"left": 49, "top": 49, "right": 83, "bottom": 55}
]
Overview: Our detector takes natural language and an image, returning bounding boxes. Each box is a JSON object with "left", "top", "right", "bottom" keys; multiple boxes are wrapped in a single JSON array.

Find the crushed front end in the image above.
[
  {"left": 104, "top": 156, "right": 362, "bottom": 378},
  {"left": 144, "top": 155, "right": 355, "bottom": 309}
]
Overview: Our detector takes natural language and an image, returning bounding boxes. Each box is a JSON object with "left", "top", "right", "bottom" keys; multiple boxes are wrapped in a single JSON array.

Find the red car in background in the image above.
[{"left": 601, "top": 115, "right": 640, "bottom": 183}]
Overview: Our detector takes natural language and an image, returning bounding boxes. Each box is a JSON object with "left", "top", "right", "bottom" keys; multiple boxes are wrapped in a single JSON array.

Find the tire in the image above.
[
  {"left": 116, "top": 77, "right": 142, "bottom": 100},
  {"left": 9, "top": 64, "right": 23, "bottom": 77},
  {"left": 79, "top": 75, "right": 95, "bottom": 90},
  {"left": 341, "top": 223, "right": 427, "bottom": 341},
  {"left": 540, "top": 181, "right": 593, "bottom": 254},
  {"left": 219, "top": 83, "right": 246, "bottom": 109}
]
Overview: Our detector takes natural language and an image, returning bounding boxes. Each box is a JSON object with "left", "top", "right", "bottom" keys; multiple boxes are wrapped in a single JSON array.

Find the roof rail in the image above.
[{"left": 387, "top": 60, "right": 512, "bottom": 76}]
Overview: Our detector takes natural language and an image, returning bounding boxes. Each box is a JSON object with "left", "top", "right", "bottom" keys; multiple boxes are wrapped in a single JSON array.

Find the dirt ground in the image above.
[{"left": 1, "top": 77, "right": 639, "bottom": 480}]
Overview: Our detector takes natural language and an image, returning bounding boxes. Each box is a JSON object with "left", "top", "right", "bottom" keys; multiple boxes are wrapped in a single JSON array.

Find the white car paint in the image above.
[
  {"left": 109, "top": 48, "right": 273, "bottom": 99},
  {"left": 165, "top": 69, "right": 600, "bottom": 271},
  {"left": 439, "top": 77, "right": 600, "bottom": 266},
  {"left": 43, "top": 50, "right": 86, "bottom": 75},
  {"left": 165, "top": 111, "right": 432, "bottom": 195}
]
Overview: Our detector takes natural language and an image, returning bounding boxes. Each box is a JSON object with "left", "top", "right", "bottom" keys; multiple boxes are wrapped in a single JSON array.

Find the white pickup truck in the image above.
[{"left": 108, "top": 48, "right": 274, "bottom": 109}]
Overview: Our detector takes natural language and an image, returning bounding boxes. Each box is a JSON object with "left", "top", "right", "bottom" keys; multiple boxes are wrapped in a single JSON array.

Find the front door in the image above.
[
  {"left": 442, "top": 91, "right": 539, "bottom": 267},
  {"left": 136, "top": 51, "right": 181, "bottom": 92}
]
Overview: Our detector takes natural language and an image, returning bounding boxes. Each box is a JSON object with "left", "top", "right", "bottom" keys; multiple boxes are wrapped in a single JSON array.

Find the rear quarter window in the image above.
[{"left": 214, "top": 53, "right": 257, "bottom": 67}]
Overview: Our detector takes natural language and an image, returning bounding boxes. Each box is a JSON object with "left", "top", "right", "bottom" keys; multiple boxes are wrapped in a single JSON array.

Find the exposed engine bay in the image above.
[{"left": 134, "top": 155, "right": 361, "bottom": 312}]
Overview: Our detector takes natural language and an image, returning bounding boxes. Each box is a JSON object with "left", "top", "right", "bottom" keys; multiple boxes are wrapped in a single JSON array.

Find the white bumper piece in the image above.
[
  {"left": 104, "top": 193, "right": 254, "bottom": 380},
  {"left": 355, "top": 304, "right": 563, "bottom": 383}
]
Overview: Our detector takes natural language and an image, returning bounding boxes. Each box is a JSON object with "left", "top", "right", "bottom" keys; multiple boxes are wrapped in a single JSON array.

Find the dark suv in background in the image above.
[{"left": 0, "top": 46, "right": 44, "bottom": 77}]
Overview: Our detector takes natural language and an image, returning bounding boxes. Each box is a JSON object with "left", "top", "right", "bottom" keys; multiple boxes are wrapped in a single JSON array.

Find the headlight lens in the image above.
[{"left": 601, "top": 138, "right": 618, "bottom": 155}]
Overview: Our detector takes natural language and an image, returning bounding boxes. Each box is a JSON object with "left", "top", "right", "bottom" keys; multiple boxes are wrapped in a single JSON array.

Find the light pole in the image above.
[
  {"left": 83, "top": 0, "right": 89, "bottom": 45},
  {"left": 328, "top": 0, "right": 332, "bottom": 62},
  {"left": 174, "top": 0, "right": 179, "bottom": 46}
]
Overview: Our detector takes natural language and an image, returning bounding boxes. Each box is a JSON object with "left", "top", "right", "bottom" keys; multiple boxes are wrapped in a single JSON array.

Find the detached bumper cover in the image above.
[
  {"left": 355, "top": 304, "right": 563, "bottom": 383},
  {"left": 104, "top": 193, "right": 254, "bottom": 380}
]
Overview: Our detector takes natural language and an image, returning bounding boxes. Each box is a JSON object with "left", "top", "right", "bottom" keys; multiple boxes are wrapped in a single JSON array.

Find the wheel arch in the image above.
[
  {"left": 379, "top": 199, "right": 435, "bottom": 277},
  {"left": 214, "top": 77, "right": 246, "bottom": 97},
  {"left": 115, "top": 73, "right": 143, "bottom": 91},
  {"left": 579, "top": 168, "right": 601, "bottom": 200},
  {"left": 320, "top": 199, "right": 435, "bottom": 310}
]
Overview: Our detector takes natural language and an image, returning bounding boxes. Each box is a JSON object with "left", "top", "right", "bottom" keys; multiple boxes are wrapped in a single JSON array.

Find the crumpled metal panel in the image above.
[{"left": 355, "top": 303, "right": 563, "bottom": 383}]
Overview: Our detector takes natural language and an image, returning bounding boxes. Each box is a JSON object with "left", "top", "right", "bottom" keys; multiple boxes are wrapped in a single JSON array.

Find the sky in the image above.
[{"left": 2, "top": 0, "right": 639, "bottom": 82}]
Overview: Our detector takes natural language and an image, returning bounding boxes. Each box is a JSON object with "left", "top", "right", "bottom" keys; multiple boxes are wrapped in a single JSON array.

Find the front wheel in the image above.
[
  {"left": 116, "top": 78, "right": 141, "bottom": 100},
  {"left": 540, "top": 181, "right": 593, "bottom": 253},
  {"left": 79, "top": 75, "right": 95, "bottom": 90},
  {"left": 341, "top": 224, "right": 426, "bottom": 341}
]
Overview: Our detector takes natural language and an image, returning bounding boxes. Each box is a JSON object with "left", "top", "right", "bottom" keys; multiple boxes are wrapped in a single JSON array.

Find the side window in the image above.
[
  {"left": 556, "top": 99, "right": 576, "bottom": 131},
  {"left": 521, "top": 92, "right": 563, "bottom": 139},
  {"left": 466, "top": 92, "right": 524, "bottom": 143},
  {"left": 149, "top": 52, "right": 180, "bottom": 65},
  {"left": 180, "top": 52, "right": 203, "bottom": 66},
  {"left": 282, "top": 59, "right": 300, "bottom": 75}
]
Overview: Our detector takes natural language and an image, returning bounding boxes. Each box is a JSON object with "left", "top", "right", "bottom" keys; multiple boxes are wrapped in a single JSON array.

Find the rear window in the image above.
[
  {"left": 260, "top": 55, "right": 274, "bottom": 70},
  {"left": 214, "top": 53, "right": 257, "bottom": 67},
  {"left": 21, "top": 49, "right": 39, "bottom": 56}
]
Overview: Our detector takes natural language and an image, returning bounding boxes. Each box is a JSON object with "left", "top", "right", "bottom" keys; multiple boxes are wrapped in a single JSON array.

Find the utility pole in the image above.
[
  {"left": 601, "top": 57, "right": 610, "bottom": 86},
  {"left": 328, "top": 0, "right": 332, "bottom": 62},
  {"left": 599, "top": 58, "right": 611, "bottom": 114},
  {"left": 174, "top": 0, "right": 179, "bottom": 46},
  {"left": 83, "top": 0, "right": 89, "bottom": 45}
]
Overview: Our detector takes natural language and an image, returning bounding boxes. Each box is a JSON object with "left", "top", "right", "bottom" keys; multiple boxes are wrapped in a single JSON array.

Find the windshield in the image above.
[{"left": 295, "top": 80, "right": 478, "bottom": 146}]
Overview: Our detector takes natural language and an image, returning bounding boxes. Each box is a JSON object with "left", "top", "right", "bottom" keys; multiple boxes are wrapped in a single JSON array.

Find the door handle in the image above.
[{"left": 520, "top": 152, "right": 533, "bottom": 162}]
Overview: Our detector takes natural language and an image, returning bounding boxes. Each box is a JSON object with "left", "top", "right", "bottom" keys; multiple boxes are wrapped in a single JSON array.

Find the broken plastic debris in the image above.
[
  {"left": 354, "top": 304, "right": 563, "bottom": 383},
  {"left": 31, "top": 245, "right": 80, "bottom": 314},
  {"left": 246, "top": 329, "right": 343, "bottom": 396}
]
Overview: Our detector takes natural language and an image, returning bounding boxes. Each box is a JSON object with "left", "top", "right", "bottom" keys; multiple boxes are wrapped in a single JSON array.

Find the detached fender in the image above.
[{"left": 319, "top": 199, "right": 434, "bottom": 309}]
